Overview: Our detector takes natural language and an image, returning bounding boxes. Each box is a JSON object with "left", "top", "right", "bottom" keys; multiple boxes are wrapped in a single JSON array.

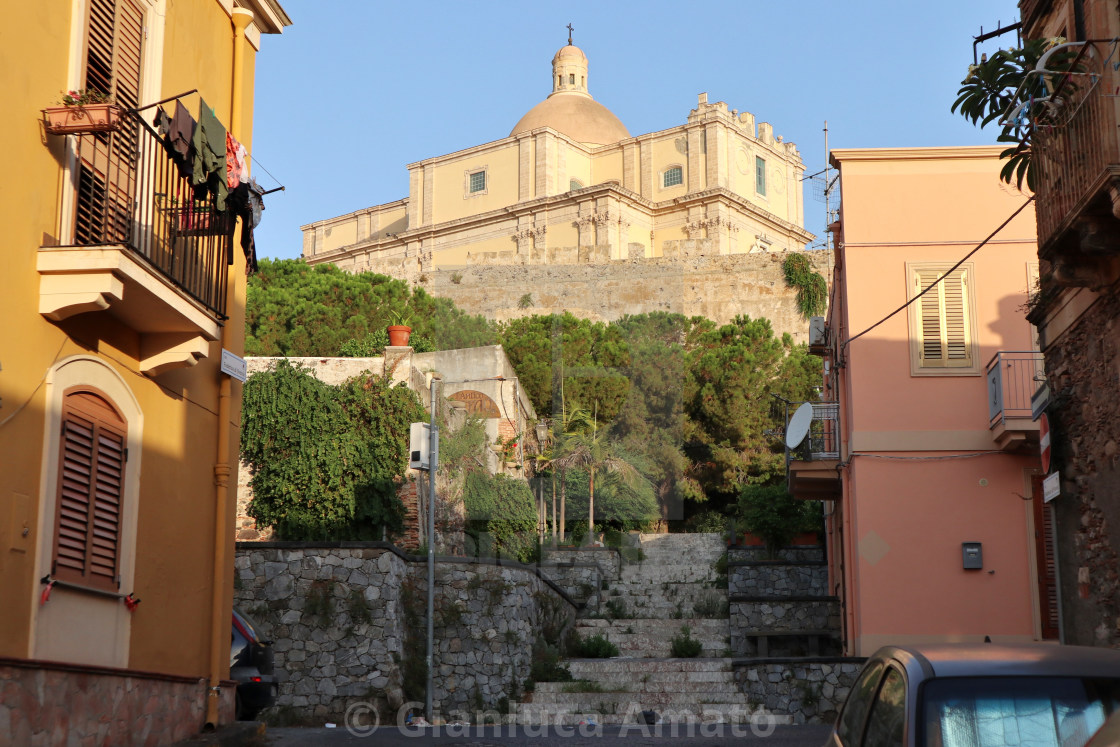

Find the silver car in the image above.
[{"left": 826, "top": 643, "right": 1120, "bottom": 747}]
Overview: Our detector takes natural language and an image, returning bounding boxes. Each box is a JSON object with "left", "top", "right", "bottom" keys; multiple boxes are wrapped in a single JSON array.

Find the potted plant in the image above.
[
  {"left": 42, "top": 89, "right": 123, "bottom": 135},
  {"left": 386, "top": 309, "right": 412, "bottom": 347}
]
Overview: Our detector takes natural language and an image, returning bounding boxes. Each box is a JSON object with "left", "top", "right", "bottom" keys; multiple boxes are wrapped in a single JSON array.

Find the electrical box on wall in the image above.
[
  {"left": 962, "top": 542, "right": 983, "bottom": 570},
  {"left": 409, "top": 422, "right": 431, "bottom": 470}
]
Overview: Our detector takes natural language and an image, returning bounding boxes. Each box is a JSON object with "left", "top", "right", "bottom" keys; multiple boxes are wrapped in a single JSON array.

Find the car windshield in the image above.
[{"left": 922, "top": 677, "right": 1120, "bottom": 747}]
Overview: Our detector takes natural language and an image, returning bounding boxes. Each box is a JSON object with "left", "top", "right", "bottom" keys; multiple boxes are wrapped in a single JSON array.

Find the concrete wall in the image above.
[{"left": 234, "top": 543, "right": 577, "bottom": 721}]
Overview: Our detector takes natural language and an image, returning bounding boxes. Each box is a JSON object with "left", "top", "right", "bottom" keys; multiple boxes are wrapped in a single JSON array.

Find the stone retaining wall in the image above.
[
  {"left": 729, "top": 562, "right": 828, "bottom": 597},
  {"left": 235, "top": 543, "right": 577, "bottom": 722},
  {"left": 734, "top": 658, "right": 865, "bottom": 725},
  {"left": 730, "top": 598, "right": 840, "bottom": 632}
]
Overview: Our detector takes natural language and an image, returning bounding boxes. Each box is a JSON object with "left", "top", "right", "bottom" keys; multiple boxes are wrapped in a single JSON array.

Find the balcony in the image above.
[
  {"left": 1032, "top": 40, "right": 1120, "bottom": 285},
  {"left": 38, "top": 107, "right": 232, "bottom": 376},
  {"left": 787, "top": 402, "right": 842, "bottom": 501},
  {"left": 986, "top": 351, "right": 1045, "bottom": 450}
]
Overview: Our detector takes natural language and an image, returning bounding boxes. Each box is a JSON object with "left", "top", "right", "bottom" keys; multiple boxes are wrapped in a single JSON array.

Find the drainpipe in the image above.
[{"left": 206, "top": 6, "right": 254, "bottom": 730}]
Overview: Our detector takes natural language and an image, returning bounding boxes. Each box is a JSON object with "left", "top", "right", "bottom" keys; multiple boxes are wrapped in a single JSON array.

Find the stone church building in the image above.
[{"left": 301, "top": 39, "right": 824, "bottom": 336}]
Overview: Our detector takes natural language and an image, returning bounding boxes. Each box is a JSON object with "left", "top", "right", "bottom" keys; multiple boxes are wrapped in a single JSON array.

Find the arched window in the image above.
[
  {"left": 569, "top": 74, "right": 575, "bottom": 84},
  {"left": 52, "top": 388, "right": 127, "bottom": 592},
  {"left": 663, "top": 166, "right": 683, "bottom": 188},
  {"left": 570, "top": 179, "right": 583, "bottom": 191}
]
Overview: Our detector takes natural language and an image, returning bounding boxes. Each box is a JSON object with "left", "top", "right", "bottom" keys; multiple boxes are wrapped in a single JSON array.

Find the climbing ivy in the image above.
[
  {"left": 240, "top": 360, "right": 425, "bottom": 540},
  {"left": 782, "top": 254, "right": 828, "bottom": 319}
]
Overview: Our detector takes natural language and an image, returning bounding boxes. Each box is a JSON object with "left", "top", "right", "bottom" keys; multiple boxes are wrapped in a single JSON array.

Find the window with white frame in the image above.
[{"left": 469, "top": 170, "right": 486, "bottom": 194}]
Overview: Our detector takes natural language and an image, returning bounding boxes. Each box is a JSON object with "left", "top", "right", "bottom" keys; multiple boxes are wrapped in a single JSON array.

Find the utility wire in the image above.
[{"left": 838, "top": 195, "right": 1036, "bottom": 353}]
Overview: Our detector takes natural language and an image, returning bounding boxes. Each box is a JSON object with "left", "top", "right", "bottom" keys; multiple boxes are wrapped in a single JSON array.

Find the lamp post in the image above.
[{"left": 536, "top": 420, "right": 550, "bottom": 545}]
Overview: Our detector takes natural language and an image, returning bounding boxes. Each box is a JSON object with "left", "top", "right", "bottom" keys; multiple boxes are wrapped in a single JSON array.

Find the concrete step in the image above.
[
  {"left": 515, "top": 702, "right": 792, "bottom": 726},
  {"left": 566, "top": 657, "right": 734, "bottom": 675}
]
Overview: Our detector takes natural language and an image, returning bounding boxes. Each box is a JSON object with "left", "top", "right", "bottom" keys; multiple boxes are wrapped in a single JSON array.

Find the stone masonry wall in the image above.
[
  {"left": 1041, "top": 287, "right": 1120, "bottom": 647},
  {"left": 735, "top": 659, "right": 865, "bottom": 725},
  {"left": 234, "top": 543, "right": 577, "bottom": 722},
  {"left": 729, "top": 562, "right": 828, "bottom": 597},
  {"left": 416, "top": 249, "right": 831, "bottom": 343},
  {"left": 730, "top": 600, "right": 840, "bottom": 633}
]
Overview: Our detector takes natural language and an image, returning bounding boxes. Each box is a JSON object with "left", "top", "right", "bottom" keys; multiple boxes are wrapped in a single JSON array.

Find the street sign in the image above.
[
  {"left": 1031, "top": 383, "right": 1050, "bottom": 421},
  {"left": 1039, "top": 413, "right": 1051, "bottom": 474},
  {"left": 221, "top": 349, "right": 247, "bottom": 382},
  {"left": 1043, "top": 471, "right": 1060, "bottom": 502}
]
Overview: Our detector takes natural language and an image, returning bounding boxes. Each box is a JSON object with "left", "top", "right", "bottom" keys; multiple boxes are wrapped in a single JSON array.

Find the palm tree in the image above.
[
  {"left": 554, "top": 405, "right": 643, "bottom": 544},
  {"left": 551, "top": 405, "right": 592, "bottom": 544}
]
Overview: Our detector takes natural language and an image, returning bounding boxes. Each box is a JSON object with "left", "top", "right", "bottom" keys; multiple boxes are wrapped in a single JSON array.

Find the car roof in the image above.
[{"left": 880, "top": 643, "right": 1120, "bottom": 680}]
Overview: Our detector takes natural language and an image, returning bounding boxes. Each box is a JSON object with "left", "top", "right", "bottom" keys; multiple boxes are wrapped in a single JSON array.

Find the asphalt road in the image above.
[{"left": 266, "top": 724, "right": 832, "bottom": 746}]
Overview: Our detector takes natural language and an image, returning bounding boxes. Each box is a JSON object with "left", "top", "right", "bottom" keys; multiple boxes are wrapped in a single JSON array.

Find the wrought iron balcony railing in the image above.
[
  {"left": 1031, "top": 40, "right": 1120, "bottom": 253},
  {"left": 789, "top": 402, "right": 840, "bottom": 461},
  {"left": 61, "top": 107, "right": 232, "bottom": 318},
  {"left": 987, "top": 351, "right": 1046, "bottom": 427}
]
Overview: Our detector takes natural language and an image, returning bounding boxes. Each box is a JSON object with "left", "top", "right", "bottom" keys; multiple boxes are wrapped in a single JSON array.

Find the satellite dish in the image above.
[{"left": 785, "top": 403, "right": 814, "bottom": 449}]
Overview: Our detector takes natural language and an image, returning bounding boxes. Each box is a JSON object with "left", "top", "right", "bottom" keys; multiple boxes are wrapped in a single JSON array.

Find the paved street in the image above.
[{"left": 266, "top": 724, "right": 832, "bottom": 746}]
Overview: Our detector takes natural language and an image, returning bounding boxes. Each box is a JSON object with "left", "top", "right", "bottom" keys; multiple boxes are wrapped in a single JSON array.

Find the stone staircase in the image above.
[{"left": 522, "top": 533, "right": 774, "bottom": 725}]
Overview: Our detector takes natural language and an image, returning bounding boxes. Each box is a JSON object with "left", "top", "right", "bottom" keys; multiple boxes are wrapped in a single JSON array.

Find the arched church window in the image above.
[{"left": 663, "top": 166, "right": 683, "bottom": 188}]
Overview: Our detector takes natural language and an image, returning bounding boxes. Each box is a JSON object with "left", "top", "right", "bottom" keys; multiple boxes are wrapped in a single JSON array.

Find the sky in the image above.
[{"left": 248, "top": 0, "right": 1024, "bottom": 261}]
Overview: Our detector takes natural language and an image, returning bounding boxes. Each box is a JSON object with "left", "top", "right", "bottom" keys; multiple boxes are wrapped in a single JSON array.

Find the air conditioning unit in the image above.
[
  {"left": 809, "top": 316, "right": 827, "bottom": 348},
  {"left": 409, "top": 422, "right": 431, "bottom": 469}
]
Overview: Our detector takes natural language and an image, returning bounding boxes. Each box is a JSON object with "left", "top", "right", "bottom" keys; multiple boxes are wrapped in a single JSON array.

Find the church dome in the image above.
[{"left": 510, "top": 43, "right": 629, "bottom": 147}]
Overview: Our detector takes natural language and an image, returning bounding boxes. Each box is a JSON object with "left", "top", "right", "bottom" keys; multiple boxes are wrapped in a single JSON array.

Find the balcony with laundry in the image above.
[
  {"left": 38, "top": 92, "right": 268, "bottom": 376},
  {"left": 986, "top": 351, "right": 1045, "bottom": 451}
]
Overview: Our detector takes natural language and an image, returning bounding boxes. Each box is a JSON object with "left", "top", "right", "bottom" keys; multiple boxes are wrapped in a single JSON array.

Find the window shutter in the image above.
[
  {"left": 914, "top": 268, "right": 972, "bottom": 368},
  {"left": 53, "top": 390, "right": 125, "bottom": 591},
  {"left": 76, "top": 0, "right": 144, "bottom": 245}
]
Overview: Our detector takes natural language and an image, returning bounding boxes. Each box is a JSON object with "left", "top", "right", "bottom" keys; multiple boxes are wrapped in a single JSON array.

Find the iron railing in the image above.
[
  {"left": 987, "top": 351, "right": 1046, "bottom": 427},
  {"left": 62, "top": 107, "right": 231, "bottom": 318},
  {"left": 1032, "top": 40, "right": 1120, "bottom": 251},
  {"left": 790, "top": 402, "right": 840, "bottom": 461}
]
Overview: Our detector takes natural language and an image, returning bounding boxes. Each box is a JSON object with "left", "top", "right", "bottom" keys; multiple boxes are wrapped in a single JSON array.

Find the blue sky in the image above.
[{"left": 249, "top": 0, "right": 1023, "bottom": 261}]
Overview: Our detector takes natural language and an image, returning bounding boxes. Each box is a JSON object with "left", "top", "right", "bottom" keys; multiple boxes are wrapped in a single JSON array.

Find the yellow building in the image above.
[
  {"left": 0, "top": 1, "right": 288, "bottom": 742},
  {"left": 303, "top": 41, "right": 814, "bottom": 287}
]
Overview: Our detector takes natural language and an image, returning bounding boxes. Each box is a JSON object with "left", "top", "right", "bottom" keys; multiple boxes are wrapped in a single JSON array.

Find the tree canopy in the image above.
[{"left": 246, "top": 259, "right": 497, "bottom": 356}]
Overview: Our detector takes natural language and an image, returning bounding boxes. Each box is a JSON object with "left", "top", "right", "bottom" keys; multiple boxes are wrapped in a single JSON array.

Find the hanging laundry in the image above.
[
  {"left": 247, "top": 178, "right": 266, "bottom": 229},
  {"left": 190, "top": 97, "right": 228, "bottom": 212},
  {"left": 153, "top": 106, "right": 171, "bottom": 139},
  {"left": 226, "top": 181, "right": 261, "bottom": 274},
  {"left": 226, "top": 131, "right": 248, "bottom": 190},
  {"left": 168, "top": 100, "right": 196, "bottom": 180}
]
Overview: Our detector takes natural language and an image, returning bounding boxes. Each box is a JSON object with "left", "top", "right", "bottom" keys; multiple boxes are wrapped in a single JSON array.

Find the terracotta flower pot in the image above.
[
  {"left": 42, "top": 103, "right": 123, "bottom": 135},
  {"left": 740, "top": 532, "right": 766, "bottom": 547},
  {"left": 387, "top": 325, "right": 412, "bottom": 346},
  {"left": 791, "top": 532, "right": 820, "bottom": 546}
]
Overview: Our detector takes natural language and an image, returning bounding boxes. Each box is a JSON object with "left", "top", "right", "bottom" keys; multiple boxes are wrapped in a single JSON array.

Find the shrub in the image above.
[
  {"left": 670, "top": 626, "right": 704, "bottom": 658},
  {"left": 604, "top": 599, "right": 632, "bottom": 620},
  {"left": 529, "top": 639, "right": 572, "bottom": 684},
  {"left": 737, "top": 483, "right": 821, "bottom": 553},
  {"left": 572, "top": 632, "right": 619, "bottom": 658},
  {"left": 685, "top": 509, "right": 730, "bottom": 534},
  {"left": 693, "top": 590, "right": 729, "bottom": 618}
]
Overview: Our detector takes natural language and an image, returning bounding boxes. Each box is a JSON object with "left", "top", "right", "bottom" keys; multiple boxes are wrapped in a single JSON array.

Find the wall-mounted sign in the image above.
[
  {"left": 221, "top": 349, "right": 247, "bottom": 382},
  {"left": 1040, "top": 413, "right": 1052, "bottom": 475},
  {"left": 1043, "top": 471, "right": 1060, "bottom": 503},
  {"left": 448, "top": 389, "right": 501, "bottom": 418}
]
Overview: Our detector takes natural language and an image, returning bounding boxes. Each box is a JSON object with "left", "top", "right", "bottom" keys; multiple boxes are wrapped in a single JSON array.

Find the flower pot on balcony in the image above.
[
  {"left": 42, "top": 103, "right": 124, "bottom": 135},
  {"left": 387, "top": 325, "right": 412, "bottom": 347}
]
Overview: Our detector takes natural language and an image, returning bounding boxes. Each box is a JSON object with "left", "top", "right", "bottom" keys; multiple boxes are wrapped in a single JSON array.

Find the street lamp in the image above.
[{"left": 535, "top": 421, "right": 549, "bottom": 545}]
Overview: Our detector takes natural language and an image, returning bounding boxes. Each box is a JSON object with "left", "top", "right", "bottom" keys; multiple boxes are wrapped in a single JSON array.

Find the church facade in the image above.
[{"left": 301, "top": 41, "right": 820, "bottom": 330}]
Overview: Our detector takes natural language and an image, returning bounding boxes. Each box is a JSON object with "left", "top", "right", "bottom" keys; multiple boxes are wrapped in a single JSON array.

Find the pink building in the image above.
[{"left": 791, "top": 146, "right": 1055, "bottom": 656}]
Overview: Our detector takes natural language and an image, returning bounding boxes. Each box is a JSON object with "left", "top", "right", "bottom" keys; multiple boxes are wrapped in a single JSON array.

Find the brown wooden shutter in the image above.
[
  {"left": 52, "top": 389, "right": 126, "bottom": 591},
  {"left": 1032, "top": 475, "right": 1060, "bottom": 639},
  {"left": 76, "top": 0, "right": 144, "bottom": 245}
]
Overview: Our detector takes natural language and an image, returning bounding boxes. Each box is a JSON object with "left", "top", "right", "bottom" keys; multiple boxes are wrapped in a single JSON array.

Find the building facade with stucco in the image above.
[{"left": 300, "top": 40, "right": 819, "bottom": 328}]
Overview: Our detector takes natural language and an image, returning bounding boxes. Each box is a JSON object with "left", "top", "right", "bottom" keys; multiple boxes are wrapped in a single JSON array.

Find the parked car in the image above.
[
  {"left": 826, "top": 643, "right": 1120, "bottom": 747},
  {"left": 231, "top": 607, "right": 277, "bottom": 720}
]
